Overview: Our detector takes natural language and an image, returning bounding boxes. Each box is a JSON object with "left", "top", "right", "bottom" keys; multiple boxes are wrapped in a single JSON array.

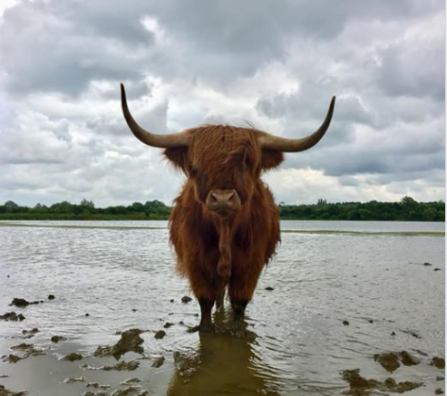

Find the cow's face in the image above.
[{"left": 164, "top": 126, "right": 284, "bottom": 218}]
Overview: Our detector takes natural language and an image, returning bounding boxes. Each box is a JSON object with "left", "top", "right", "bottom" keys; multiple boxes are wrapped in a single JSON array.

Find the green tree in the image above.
[{"left": 80, "top": 199, "right": 95, "bottom": 208}]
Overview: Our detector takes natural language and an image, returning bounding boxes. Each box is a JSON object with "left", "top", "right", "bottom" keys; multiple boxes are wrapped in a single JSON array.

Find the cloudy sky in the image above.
[{"left": 0, "top": 0, "right": 444, "bottom": 207}]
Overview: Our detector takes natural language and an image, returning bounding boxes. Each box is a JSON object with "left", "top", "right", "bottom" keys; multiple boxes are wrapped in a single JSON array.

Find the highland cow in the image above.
[{"left": 121, "top": 84, "right": 335, "bottom": 329}]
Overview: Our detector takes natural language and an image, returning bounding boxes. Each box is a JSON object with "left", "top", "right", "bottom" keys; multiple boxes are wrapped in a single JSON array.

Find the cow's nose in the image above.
[{"left": 206, "top": 189, "right": 241, "bottom": 214}]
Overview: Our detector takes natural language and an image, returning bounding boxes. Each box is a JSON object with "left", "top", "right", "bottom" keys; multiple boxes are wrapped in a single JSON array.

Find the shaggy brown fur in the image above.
[{"left": 165, "top": 125, "right": 284, "bottom": 327}]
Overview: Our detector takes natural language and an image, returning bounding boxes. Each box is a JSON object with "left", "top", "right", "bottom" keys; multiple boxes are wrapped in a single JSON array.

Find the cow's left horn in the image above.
[
  {"left": 258, "top": 96, "right": 336, "bottom": 152},
  {"left": 121, "top": 83, "right": 189, "bottom": 148}
]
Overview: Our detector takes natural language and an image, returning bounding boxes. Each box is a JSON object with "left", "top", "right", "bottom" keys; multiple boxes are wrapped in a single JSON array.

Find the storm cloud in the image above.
[{"left": 0, "top": 0, "right": 444, "bottom": 206}]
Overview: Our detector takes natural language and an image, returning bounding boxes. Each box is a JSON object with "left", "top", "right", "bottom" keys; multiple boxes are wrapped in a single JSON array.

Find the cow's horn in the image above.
[
  {"left": 259, "top": 96, "right": 336, "bottom": 152},
  {"left": 121, "top": 83, "right": 189, "bottom": 148}
]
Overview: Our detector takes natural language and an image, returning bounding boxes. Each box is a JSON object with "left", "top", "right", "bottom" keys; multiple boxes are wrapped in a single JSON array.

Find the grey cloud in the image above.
[
  {"left": 0, "top": 0, "right": 444, "bottom": 206},
  {"left": 2, "top": 0, "right": 443, "bottom": 96},
  {"left": 281, "top": 136, "right": 445, "bottom": 178},
  {"left": 0, "top": 2, "right": 150, "bottom": 96},
  {"left": 377, "top": 39, "right": 445, "bottom": 100}
]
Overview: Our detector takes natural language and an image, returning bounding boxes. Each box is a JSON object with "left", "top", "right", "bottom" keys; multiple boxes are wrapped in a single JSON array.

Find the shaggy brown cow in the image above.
[{"left": 121, "top": 84, "right": 335, "bottom": 329}]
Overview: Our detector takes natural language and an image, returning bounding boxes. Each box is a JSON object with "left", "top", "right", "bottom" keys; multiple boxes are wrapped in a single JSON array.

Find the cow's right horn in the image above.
[
  {"left": 121, "top": 83, "right": 190, "bottom": 148},
  {"left": 258, "top": 96, "right": 336, "bottom": 152}
]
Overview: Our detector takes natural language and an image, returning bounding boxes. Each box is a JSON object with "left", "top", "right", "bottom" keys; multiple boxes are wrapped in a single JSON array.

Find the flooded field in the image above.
[{"left": 0, "top": 220, "right": 444, "bottom": 396}]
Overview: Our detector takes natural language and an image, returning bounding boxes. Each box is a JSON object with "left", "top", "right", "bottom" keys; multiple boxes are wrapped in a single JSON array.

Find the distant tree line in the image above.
[
  {"left": 0, "top": 199, "right": 170, "bottom": 220},
  {"left": 0, "top": 196, "right": 444, "bottom": 221},
  {"left": 279, "top": 196, "right": 445, "bottom": 221}
]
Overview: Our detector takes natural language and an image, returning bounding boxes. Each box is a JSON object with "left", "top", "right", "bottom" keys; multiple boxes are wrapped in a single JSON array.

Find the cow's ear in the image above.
[
  {"left": 164, "top": 147, "right": 190, "bottom": 173},
  {"left": 260, "top": 149, "right": 284, "bottom": 171}
]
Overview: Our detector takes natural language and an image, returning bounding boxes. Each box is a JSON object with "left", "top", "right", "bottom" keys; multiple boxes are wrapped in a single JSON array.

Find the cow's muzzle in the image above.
[{"left": 206, "top": 189, "right": 241, "bottom": 216}]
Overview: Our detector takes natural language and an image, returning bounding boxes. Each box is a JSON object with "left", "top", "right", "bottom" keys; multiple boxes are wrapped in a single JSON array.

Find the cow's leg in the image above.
[
  {"left": 188, "top": 268, "right": 217, "bottom": 330},
  {"left": 198, "top": 298, "right": 214, "bottom": 329},
  {"left": 228, "top": 258, "right": 263, "bottom": 321}
]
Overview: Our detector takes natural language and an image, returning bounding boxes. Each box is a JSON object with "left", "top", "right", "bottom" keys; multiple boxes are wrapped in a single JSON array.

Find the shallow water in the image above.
[{"left": 0, "top": 220, "right": 444, "bottom": 396}]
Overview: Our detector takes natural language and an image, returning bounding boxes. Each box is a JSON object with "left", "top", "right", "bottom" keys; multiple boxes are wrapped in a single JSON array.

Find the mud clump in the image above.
[
  {"left": 0, "top": 312, "right": 25, "bottom": 322},
  {"left": 63, "top": 377, "right": 85, "bottom": 384},
  {"left": 374, "top": 351, "right": 421, "bottom": 373},
  {"left": 265, "top": 286, "right": 274, "bottom": 291},
  {"left": 120, "top": 378, "right": 142, "bottom": 385},
  {"left": 102, "top": 360, "right": 139, "bottom": 371},
  {"left": 181, "top": 296, "right": 192, "bottom": 303},
  {"left": 2, "top": 343, "right": 45, "bottom": 363},
  {"left": 47, "top": 295, "right": 55, "bottom": 300},
  {"left": 94, "top": 329, "right": 144, "bottom": 359},
  {"left": 10, "top": 343, "right": 44, "bottom": 355},
  {"left": 2, "top": 355, "right": 22, "bottom": 364},
  {"left": 342, "top": 369, "right": 381, "bottom": 395},
  {"left": 374, "top": 352, "right": 400, "bottom": 372},
  {"left": 83, "top": 392, "right": 106, "bottom": 396},
  {"left": 21, "top": 328, "right": 39, "bottom": 338},
  {"left": 111, "top": 387, "right": 147, "bottom": 396},
  {"left": 0, "top": 384, "right": 27, "bottom": 396},
  {"left": 86, "top": 383, "right": 111, "bottom": 390},
  {"left": 342, "top": 369, "right": 422, "bottom": 395},
  {"left": 10, "top": 299, "right": 30, "bottom": 308},
  {"left": 151, "top": 356, "right": 165, "bottom": 368},
  {"left": 63, "top": 353, "right": 83, "bottom": 362},
  {"left": 163, "top": 322, "right": 174, "bottom": 329},
  {"left": 431, "top": 357, "right": 445, "bottom": 369},
  {"left": 374, "top": 351, "right": 420, "bottom": 372},
  {"left": 383, "top": 377, "right": 423, "bottom": 393},
  {"left": 154, "top": 330, "right": 166, "bottom": 340},
  {"left": 10, "top": 298, "right": 41, "bottom": 308},
  {"left": 435, "top": 389, "right": 444, "bottom": 395},
  {"left": 399, "top": 351, "right": 420, "bottom": 366},
  {"left": 51, "top": 335, "right": 67, "bottom": 343},
  {"left": 13, "top": 299, "right": 29, "bottom": 308}
]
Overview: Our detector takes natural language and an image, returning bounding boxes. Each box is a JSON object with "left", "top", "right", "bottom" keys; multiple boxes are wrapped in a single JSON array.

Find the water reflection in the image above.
[{"left": 167, "top": 313, "right": 281, "bottom": 396}]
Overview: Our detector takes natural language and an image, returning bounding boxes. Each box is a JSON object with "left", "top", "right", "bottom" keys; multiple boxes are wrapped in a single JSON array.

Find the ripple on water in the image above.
[{"left": 0, "top": 221, "right": 444, "bottom": 395}]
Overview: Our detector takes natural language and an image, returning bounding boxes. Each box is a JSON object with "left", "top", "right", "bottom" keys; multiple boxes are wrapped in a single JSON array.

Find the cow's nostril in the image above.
[{"left": 207, "top": 189, "right": 239, "bottom": 213}]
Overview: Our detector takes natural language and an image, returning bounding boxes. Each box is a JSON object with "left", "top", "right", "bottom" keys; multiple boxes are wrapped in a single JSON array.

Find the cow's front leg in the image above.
[
  {"left": 188, "top": 266, "right": 217, "bottom": 331},
  {"left": 229, "top": 256, "right": 264, "bottom": 323},
  {"left": 198, "top": 298, "right": 214, "bottom": 330}
]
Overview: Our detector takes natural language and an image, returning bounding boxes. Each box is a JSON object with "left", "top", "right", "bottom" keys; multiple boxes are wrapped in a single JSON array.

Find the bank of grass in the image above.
[
  {"left": 0, "top": 213, "right": 168, "bottom": 221},
  {"left": 281, "top": 229, "right": 445, "bottom": 237},
  {"left": 0, "top": 221, "right": 443, "bottom": 237}
]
